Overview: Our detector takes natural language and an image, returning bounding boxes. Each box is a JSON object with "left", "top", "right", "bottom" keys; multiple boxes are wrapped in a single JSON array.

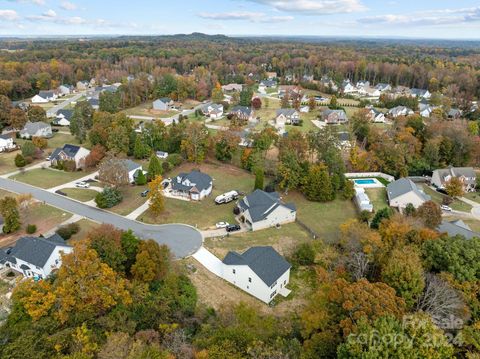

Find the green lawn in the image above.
[
  {"left": 108, "top": 184, "right": 149, "bottom": 216},
  {"left": 62, "top": 188, "right": 98, "bottom": 202},
  {"left": 67, "top": 219, "right": 100, "bottom": 243},
  {"left": 139, "top": 162, "right": 255, "bottom": 229},
  {"left": 365, "top": 188, "right": 388, "bottom": 212},
  {"left": 205, "top": 223, "right": 312, "bottom": 259},
  {"left": 463, "top": 191, "right": 480, "bottom": 204},
  {"left": 282, "top": 191, "right": 357, "bottom": 243},
  {"left": 10, "top": 168, "right": 89, "bottom": 189},
  {"left": 419, "top": 184, "right": 472, "bottom": 212}
]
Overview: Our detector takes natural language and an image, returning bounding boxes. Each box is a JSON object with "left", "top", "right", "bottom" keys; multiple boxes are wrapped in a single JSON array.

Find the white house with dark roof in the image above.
[
  {"left": 31, "top": 90, "right": 57, "bottom": 103},
  {"left": 50, "top": 144, "right": 90, "bottom": 170},
  {"left": 431, "top": 167, "right": 476, "bottom": 192},
  {"left": 388, "top": 106, "right": 414, "bottom": 118},
  {"left": 341, "top": 80, "right": 356, "bottom": 93},
  {"left": 119, "top": 159, "right": 144, "bottom": 183},
  {"left": 237, "top": 189, "right": 296, "bottom": 231},
  {"left": 58, "top": 85, "right": 74, "bottom": 95},
  {"left": 437, "top": 220, "right": 479, "bottom": 240},
  {"left": 53, "top": 109, "right": 73, "bottom": 126},
  {"left": 0, "top": 234, "right": 72, "bottom": 279},
  {"left": 202, "top": 103, "right": 224, "bottom": 120},
  {"left": 375, "top": 83, "right": 392, "bottom": 92},
  {"left": 387, "top": 178, "right": 431, "bottom": 211},
  {"left": 410, "top": 88, "right": 431, "bottom": 99},
  {"left": 171, "top": 170, "right": 213, "bottom": 201},
  {"left": 366, "top": 107, "right": 385, "bottom": 123},
  {"left": 0, "top": 134, "right": 16, "bottom": 152},
  {"left": 230, "top": 106, "right": 254, "bottom": 122},
  {"left": 222, "top": 246, "right": 291, "bottom": 303},
  {"left": 19, "top": 121, "right": 52, "bottom": 139}
]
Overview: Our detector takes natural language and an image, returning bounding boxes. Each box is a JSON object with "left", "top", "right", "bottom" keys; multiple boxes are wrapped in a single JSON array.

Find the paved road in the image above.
[
  {"left": 47, "top": 93, "right": 85, "bottom": 117},
  {"left": 0, "top": 178, "right": 203, "bottom": 258}
]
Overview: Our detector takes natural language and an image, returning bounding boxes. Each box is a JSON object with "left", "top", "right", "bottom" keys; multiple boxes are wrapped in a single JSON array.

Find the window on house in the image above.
[
  {"left": 233, "top": 269, "right": 236, "bottom": 274},
  {"left": 270, "top": 290, "right": 277, "bottom": 299},
  {"left": 284, "top": 280, "right": 287, "bottom": 285},
  {"left": 270, "top": 281, "right": 277, "bottom": 289},
  {"left": 248, "top": 277, "right": 252, "bottom": 283}
]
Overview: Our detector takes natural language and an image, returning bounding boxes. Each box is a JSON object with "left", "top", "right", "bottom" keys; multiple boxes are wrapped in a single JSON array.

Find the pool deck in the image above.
[{"left": 351, "top": 178, "right": 385, "bottom": 188}]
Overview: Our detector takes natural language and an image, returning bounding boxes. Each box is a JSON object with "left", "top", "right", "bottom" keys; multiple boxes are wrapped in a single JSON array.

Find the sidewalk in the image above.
[{"left": 47, "top": 171, "right": 99, "bottom": 193}]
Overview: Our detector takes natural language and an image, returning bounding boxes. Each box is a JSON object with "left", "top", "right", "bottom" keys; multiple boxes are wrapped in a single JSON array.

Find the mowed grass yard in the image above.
[
  {"left": 10, "top": 168, "right": 90, "bottom": 189},
  {"left": 282, "top": 191, "right": 358, "bottom": 243},
  {"left": 67, "top": 219, "right": 100, "bottom": 244},
  {"left": 365, "top": 188, "right": 388, "bottom": 212},
  {"left": 108, "top": 184, "right": 149, "bottom": 216},
  {"left": 62, "top": 188, "right": 98, "bottom": 202},
  {"left": 463, "top": 191, "right": 480, "bottom": 205},
  {"left": 139, "top": 162, "right": 255, "bottom": 229},
  {"left": 419, "top": 184, "right": 472, "bottom": 212},
  {"left": 205, "top": 222, "right": 312, "bottom": 259}
]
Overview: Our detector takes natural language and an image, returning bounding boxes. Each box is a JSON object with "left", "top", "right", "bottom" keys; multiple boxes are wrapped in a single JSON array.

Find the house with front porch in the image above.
[
  {"left": 0, "top": 134, "right": 16, "bottom": 152},
  {"left": 171, "top": 170, "right": 213, "bottom": 201},
  {"left": 431, "top": 167, "right": 476, "bottom": 193},
  {"left": 50, "top": 144, "right": 91, "bottom": 170}
]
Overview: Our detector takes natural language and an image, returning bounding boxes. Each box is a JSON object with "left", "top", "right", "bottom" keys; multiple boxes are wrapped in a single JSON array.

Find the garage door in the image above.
[{"left": 192, "top": 247, "right": 224, "bottom": 277}]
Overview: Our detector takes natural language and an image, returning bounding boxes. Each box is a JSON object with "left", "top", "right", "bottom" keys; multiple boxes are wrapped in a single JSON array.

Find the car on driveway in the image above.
[
  {"left": 216, "top": 221, "right": 229, "bottom": 229},
  {"left": 75, "top": 181, "right": 90, "bottom": 188},
  {"left": 141, "top": 190, "right": 150, "bottom": 197},
  {"left": 441, "top": 205, "right": 452, "bottom": 212},
  {"left": 226, "top": 224, "right": 241, "bottom": 233}
]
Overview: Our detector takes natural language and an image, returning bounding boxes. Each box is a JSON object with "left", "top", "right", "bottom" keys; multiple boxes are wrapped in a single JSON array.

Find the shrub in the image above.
[
  {"left": 291, "top": 242, "right": 316, "bottom": 266},
  {"left": 21, "top": 141, "right": 36, "bottom": 158},
  {"left": 167, "top": 153, "right": 183, "bottom": 167},
  {"left": 56, "top": 222, "right": 80, "bottom": 240},
  {"left": 26, "top": 224, "right": 37, "bottom": 234},
  {"left": 95, "top": 187, "right": 123, "bottom": 209},
  {"left": 135, "top": 170, "right": 147, "bottom": 185},
  {"left": 161, "top": 161, "right": 172, "bottom": 173},
  {"left": 14, "top": 153, "right": 26, "bottom": 168}
]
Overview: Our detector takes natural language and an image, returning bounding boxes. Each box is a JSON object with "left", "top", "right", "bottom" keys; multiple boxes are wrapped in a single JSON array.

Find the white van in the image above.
[{"left": 215, "top": 190, "right": 239, "bottom": 205}]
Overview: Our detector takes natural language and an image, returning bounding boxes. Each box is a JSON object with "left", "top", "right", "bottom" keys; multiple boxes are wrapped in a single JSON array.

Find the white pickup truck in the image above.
[{"left": 215, "top": 190, "right": 239, "bottom": 205}]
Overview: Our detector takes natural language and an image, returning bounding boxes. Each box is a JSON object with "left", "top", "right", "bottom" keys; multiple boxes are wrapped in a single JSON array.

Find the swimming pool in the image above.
[
  {"left": 354, "top": 179, "right": 376, "bottom": 185},
  {"left": 351, "top": 178, "right": 385, "bottom": 188}
]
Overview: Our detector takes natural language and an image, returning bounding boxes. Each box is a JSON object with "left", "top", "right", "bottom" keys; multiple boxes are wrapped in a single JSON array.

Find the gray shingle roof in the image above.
[
  {"left": 120, "top": 159, "right": 142, "bottom": 172},
  {"left": 171, "top": 171, "right": 212, "bottom": 193},
  {"left": 21, "top": 121, "right": 50, "bottom": 135},
  {"left": 56, "top": 109, "right": 73, "bottom": 120},
  {"left": 1, "top": 235, "right": 70, "bottom": 268},
  {"left": 51, "top": 144, "right": 81, "bottom": 161},
  {"left": 38, "top": 90, "right": 54, "bottom": 99},
  {"left": 223, "top": 246, "right": 291, "bottom": 286},
  {"left": 231, "top": 106, "right": 252, "bottom": 117},
  {"left": 276, "top": 109, "right": 298, "bottom": 117},
  {"left": 238, "top": 189, "right": 296, "bottom": 223},
  {"left": 387, "top": 178, "right": 431, "bottom": 202},
  {"left": 437, "top": 220, "right": 479, "bottom": 240}
]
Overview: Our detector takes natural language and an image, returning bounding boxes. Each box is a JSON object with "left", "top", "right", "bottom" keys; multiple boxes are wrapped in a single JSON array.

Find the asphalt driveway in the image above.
[{"left": 0, "top": 177, "right": 203, "bottom": 258}]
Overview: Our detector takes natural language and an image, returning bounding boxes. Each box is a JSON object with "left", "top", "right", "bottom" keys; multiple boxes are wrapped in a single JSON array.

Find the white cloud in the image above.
[
  {"left": 43, "top": 9, "right": 57, "bottom": 18},
  {"left": 60, "top": 1, "right": 77, "bottom": 11},
  {"left": 198, "top": 11, "right": 294, "bottom": 23},
  {"left": 360, "top": 7, "right": 480, "bottom": 26},
  {"left": 241, "top": 0, "right": 366, "bottom": 15},
  {"left": 6, "top": 0, "right": 45, "bottom": 5},
  {"left": 0, "top": 9, "right": 19, "bottom": 21}
]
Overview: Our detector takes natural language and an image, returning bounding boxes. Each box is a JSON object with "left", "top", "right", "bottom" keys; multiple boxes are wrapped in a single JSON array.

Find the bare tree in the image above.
[
  {"left": 347, "top": 252, "right": 370, "bottom": 281},
  {"left": 98, "top": 156, "right": 130, "bottom": 187},
  {"left": 416, "top": 274, "right": 466, "bottom": 328}
]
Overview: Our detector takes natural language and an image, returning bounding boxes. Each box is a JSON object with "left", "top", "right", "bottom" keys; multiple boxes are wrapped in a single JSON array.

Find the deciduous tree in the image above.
[
  {"left": 131, "top": 240, "right": 171, "bottom": 283},
  {"left": 0, "top": 196, "right": 21, "bottom": 233},
  {"left": 148, "top": 176, "right": 165, "bottom": 216}
]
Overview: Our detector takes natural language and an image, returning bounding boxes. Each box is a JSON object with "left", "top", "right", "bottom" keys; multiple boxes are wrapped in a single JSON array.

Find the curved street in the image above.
[{"left": 0, "top": 177, "right": 203, "bottom": 258}]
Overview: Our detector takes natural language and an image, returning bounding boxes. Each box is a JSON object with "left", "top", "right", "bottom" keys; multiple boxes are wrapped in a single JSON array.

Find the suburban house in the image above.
[
  {"left": 367, "top": 107, "right": 386, "bottom": 123},
  {"left": 119, "top": 159, "right": 144, "bottom": 183},
  {"left": 31, "top": 90, "right": 57, "bottom": 103},
  {"left": 354, "top": 187, "right": 373, "bottom": 212},
  {"left": 222, "top": 83, "right": 243, "bottom": 92},
  {"left": 58, "top": 84, "right": 74, "bottom": 95},
  {"left": 448, "top": 108, "right": 462, "bottom": 119},
  {"left": 337, "top": 131, "right": 352, "bottom": 149},
  {"left": 222, "top": 246, "right": 291, "bottom": 304},
  {"left": 76, "top": 81, "right": 89, "bottom": 91},
  {"left": 230, "top": 106, "right": 254, "bottom": 122},
  {"left": 388, "top": 106, "right": 414, "bottom": 118},
  {"left": 359, "top": 86, "right": 381, "bottom": 98},
  {"left": 410, "top": 88, "right": 431, "bottom": 99},
  {"left": 341, "top": 80, "right": 356, "bottom": 93},
  {"left": 387, "top": 178, "right": 431, "bottom": 211},
  {"left": 0, "top": 234, "right": 72, "bottom": 279},
  {"left": 322, "top": 109, "right": 348, "bottom": 124},
  {"left": 156, "top": 151, "right": 169, "bottom": 159},
  {"left": 278, "top": 85, "right": 302, "bottom": 100},
  {"left": 276, "top": 109, "right": 300, "bottom": 125},
  {"left": 320, "top": 75, "right": 338, "bottom": 91},
  {"left": 437, "top": 220, "right": 479, "bottom": 240},
  {"left": 259, "top": 80, "right": 277, "bottom": 93},
  {"left": 419, "top": 103, "right": 434, "bottom": 118},
  {"left": 171, "top": 170, "right": 213, "bottom": 201},
  {"left": 52, "top": 109, "right": 73, "bottom": 126},
  {"left": 0, "top": 134, "right": 16, "bottom": 152},
  {"left": 431, "top": 167, "right": 476, "bottom": 192},
  {"left": 50, "top": 144, "right": 91, "bottom": 170},
  {"left": 356, "top": 80, "right": 370, "bottom": 88},
  {"left": 153, "top": 98, "right": 174, "bottom": 111},
  {"left": 202, "top": 103, "right": 224, "bottom": 119},
  {"left": 236, "top": 189, "right": 296, "bottom": 231},
  {"left": 19, "top": 121, "right": 53, "bottom": 139},
  {"left": 375, "top": 83, "right": 392, "bottom": 92}
]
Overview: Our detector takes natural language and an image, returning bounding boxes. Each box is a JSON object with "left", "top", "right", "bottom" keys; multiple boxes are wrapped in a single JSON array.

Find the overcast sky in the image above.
[{"left": 1, "top": 0, "right": 480, "bottom": 39}]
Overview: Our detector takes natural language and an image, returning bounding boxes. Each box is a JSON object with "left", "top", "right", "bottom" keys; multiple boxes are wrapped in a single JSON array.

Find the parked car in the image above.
[
  {"left": 216, "top": 221, "right": 229, "bottom": 229},
  {"left": 441, "top": 205, "right": 452, "bottom": 212},
  {"left": 55, "top": 190, "right": 67, "bottom": 196},
  {"left": 436, "top": 188, "right": 448, "bottom": 195},
  {"left": 75, "top": 181, "right": 90, "bottom": 188},
  {"left": 141, "top": 190, "right": 150, "bottom": 197},
  {"left": 215, "top": 190, "right": 239, "bottom": 205},
  {"left": 226, "top": 224, "right": 241, "bottom": 233},
  {"left": 45, "top": 156, "right": 51, "bottom": 161}
]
